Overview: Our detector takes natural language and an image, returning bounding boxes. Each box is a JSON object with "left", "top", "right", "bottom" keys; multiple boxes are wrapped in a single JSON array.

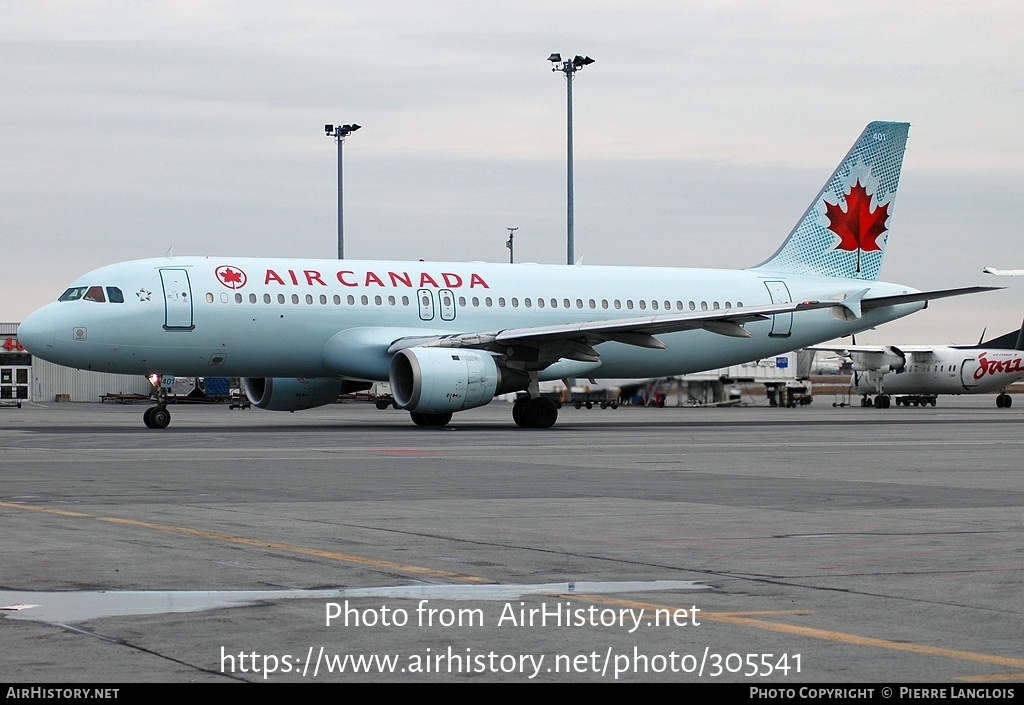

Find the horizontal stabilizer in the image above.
[{"left": 862, "top": 286, "right": 1000, "bottom": 311}]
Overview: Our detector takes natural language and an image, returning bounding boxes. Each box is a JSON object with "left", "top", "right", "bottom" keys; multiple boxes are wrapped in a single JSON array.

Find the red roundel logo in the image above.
[{"left": 216, "top": 266, "right": 247, "bottom": 289}]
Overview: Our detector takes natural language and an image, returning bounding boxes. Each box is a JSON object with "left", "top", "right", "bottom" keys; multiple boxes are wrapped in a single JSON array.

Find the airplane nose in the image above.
[{"left": 17, "top": 309, "right": 55, "bottom": 353}]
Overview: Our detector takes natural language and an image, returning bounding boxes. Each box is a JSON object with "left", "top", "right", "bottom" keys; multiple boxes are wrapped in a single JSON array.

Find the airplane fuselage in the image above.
[
  {"left": 21, "top": 257, "right": 923, "bottom": 381},
  {"left": 853, "top": 347, "right": 1024, "bottom": 395}
]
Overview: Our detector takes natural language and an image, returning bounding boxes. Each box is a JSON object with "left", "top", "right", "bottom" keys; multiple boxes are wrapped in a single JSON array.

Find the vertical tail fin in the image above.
[
  {"left": 976, "top": 319, "right": 1024, "bottom": 351},
  {"left": 752, "top": 121, "right": 910, "bottom": 281}
]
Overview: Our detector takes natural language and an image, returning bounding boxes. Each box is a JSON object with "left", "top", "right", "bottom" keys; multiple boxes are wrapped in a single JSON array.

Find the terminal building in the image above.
[{"left": 1, "top": 322, "right": 151, "bottom": 405}]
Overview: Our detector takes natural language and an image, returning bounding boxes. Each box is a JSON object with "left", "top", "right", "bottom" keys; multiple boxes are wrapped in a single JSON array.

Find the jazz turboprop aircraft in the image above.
[
  {"left": 18, "top": 121, "right": 995, "bottom": 429},
  {"left": 813, "top": 323, "right": 1024, "bottom": 408}
]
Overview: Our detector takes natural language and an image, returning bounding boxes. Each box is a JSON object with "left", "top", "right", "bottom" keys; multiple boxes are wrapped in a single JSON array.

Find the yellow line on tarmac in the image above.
[
  {"left": 956, "top": 673, "right": 1024, "bottom": 682},
  {"left": 7, "top": 500, "right": 1024, "bottom": 675},
  {"left": 570, "top": 594, "right": 1024, "bottom": 671},
  {"left": 0, "top": 501, "right": 492, "bottom": 584}
]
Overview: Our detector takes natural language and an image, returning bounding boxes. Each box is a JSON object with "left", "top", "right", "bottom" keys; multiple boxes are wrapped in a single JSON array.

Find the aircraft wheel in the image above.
[
  {"left": 931, "top": 398, "right": 937, "bottom": 407},
  {"left": 574, "top": 401, "right": 582, "bottom": 409},
  {"left": 143, "top": 407, "right": 155, "bottom": 428},
  {"left": 1005, "top": 396, "right": 1012, "bottom": 408},
  {"left": 410, "top": 411, "right": 452, "bottom": 427},
  {"left": 873, "top": 395, "right": 883, "bottom": 408},
  {"left": 881, "top": 395, "right": 891, "bottom": 409},
  {"left": 525, "top": 397, "right": 558, "bottom": 428},
  {"left": 375, "top": 399, "right": 390, "bottom": 410},
  {"left": 149, "top": 407, "right": 171, "bottom": 429},
  {"left": 512, "top": 397, "right": 530, "bottom": 427}
]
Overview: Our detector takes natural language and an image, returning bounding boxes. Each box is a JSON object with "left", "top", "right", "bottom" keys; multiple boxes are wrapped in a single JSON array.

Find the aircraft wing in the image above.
[
  {"left": 809, "top": 343, "right": 947, "bottom": 372},
  {"left": 389, "top": 291, "right": 868, "bottom": 364},
  {"left": 389, "top": 286, "right": 994, "bottom": 366},
  {"left": 984, "top": 268, "right": 1024, "bottom": 276}
]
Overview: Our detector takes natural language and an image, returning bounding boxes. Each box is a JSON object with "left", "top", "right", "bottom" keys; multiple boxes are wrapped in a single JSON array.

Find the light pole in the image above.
[
  {"left": 325, "top": 123, "right": 361, "bottom": 259},
  {"left": 506, "top": 227, "right": 518, "bottom": 264},
  {"left": 548, "top": 53, "right": 594, "bottom": 266}
]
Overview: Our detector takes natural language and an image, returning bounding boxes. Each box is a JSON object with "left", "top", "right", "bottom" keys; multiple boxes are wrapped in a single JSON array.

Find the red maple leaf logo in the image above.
[
  {"left": 216, "top": 266, "right": 247, "bottom": 289},
  {"left": 825, "top": 180, "right": 889, "bottom": 256}
]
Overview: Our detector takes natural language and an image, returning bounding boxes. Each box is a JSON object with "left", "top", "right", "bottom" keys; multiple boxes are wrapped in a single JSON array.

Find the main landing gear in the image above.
[
  {"left": 143, "top": 404, "right": 171, "bottom": 429},
  {"left": 996, "top": 393, "right": 1013, "bottom": 408},
  {"left": 512, "top": 395, "right": 558, "bottom": 428},
  {"left": 862, "top": 394, "right": 891, "bottom": 408},
  {"left": 409, "top": 411, "right": 453, "bottom": 427}
]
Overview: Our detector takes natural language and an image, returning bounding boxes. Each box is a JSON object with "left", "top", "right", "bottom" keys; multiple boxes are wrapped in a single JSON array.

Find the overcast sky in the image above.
[{"left": 3, "top": 1, "right": 1022, "bottom": 344}]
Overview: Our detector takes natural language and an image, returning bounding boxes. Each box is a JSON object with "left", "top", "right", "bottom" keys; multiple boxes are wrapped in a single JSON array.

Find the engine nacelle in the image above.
[
  {"left": 242, "top": 377, "right": 344, "bottom": 411},
  {"left": 389, "top": 347, "right": 529, "bottom": 414},
  {"left": 850, "top": 345, "right": 907, "bottom": 374}
]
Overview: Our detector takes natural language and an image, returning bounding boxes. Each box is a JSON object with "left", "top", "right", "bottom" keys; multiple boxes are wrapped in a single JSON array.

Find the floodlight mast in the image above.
[
  {"left": 548, "top": 54, "right": 594, "bottom": 265},
  {"left": 506, "top": 226, "right": 518, "bottom": 264},
  {"left": 325, "top": 123, "right": 361, "bottom": 259}
]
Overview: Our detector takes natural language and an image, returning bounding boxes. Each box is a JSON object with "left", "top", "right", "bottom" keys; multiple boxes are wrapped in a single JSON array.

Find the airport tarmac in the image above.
[{"left": 1, "top": 397, "right": 1022, "bottom": 683}]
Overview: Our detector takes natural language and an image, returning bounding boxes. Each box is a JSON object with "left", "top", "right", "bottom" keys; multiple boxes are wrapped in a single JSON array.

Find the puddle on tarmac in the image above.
[{"left": 0, "top": 580, "right": 706, "bottom": 625}]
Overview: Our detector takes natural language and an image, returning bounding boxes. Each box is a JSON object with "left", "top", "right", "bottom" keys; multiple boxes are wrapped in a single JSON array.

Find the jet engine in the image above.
[
  {"left": 389, "top": 347, "right": 529, "bottom": 414},
  {"left": 242, "top": 377, "right": 345, "bottom": 411},
  {"left": 850, "top": 345, "right": 907, "bottom": 374}
]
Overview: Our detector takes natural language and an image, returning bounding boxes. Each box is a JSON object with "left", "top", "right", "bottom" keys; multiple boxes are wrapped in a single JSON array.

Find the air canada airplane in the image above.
[
  {"left": 812, "top": 323, "right": 1024, "bottom": 408},
  {"left": 18, "top": 121, "right": 995, "bottom": 429}
]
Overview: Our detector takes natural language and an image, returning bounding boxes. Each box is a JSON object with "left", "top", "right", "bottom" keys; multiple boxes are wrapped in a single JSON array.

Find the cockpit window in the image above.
[
  {"left": 58, "top": 287, "right": 88, "bottom": 301},
  {"left": 84, "top": 286, "right": 106, "bottom": 302},
  {"left": 58, "top": 286, "right": 114, "bottom": 303}
]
